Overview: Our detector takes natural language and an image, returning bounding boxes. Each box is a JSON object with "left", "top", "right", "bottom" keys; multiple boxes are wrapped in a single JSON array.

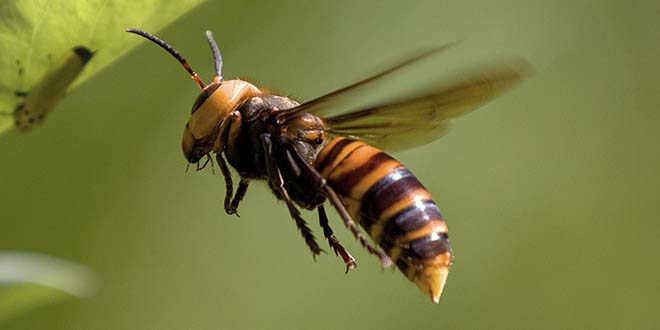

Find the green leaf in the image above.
[
  {"left": 0, "top": 0, "right": 206, "bottom": 133},
  {"left": 0, "top": 251, "right": 95, "bottom": 323}
]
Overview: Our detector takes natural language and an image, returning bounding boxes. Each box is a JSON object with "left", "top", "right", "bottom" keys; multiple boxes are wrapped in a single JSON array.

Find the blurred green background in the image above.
[{"left": 2, "top": 0, "right": 660, "bottom": 329}]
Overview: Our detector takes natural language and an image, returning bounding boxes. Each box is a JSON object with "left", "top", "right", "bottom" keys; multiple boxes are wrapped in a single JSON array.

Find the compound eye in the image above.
[{"left": 191, "top": 83, "right": 221, "bottom": 114}]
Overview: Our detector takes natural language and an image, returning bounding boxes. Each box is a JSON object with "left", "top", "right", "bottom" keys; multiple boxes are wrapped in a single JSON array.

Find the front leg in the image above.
[
  {"left": 216, "top": 153, "right": 236, "bottom": 215},
  {"left": 261, "top": 133, "right": 322, "bottom": 256},
  {"left": 213, "top": 112, "right": 243, "bottom": 216}
]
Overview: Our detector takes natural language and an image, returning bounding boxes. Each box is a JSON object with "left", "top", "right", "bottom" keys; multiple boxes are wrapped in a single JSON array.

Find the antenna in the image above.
[
  {"left": 205, "top": 31, "right": 223, "bottom": 83},
  {"left": 126, "top": 28, "right": 205, "bottom": 90}
]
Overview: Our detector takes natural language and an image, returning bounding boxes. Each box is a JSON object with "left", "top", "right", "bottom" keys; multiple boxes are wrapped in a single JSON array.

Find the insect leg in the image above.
[
  {"left": 213, "top": 113, "right": 241, "bottom": 215},
  {"left": 229, "top": 179, "right": 250, "bottom": 216},
  {"left": 261, "top": 133, "right": 322, "bottom": 256},
  {"left": 324, "top": 185, "right": 393, "bottom": 267},
  {"left": 318, "top": 204, "right": 357, "bottom": 272},
  {"left": 215, "top": 153, "right": 236, "bottom": 215},
  {"left": 281, "top": 143, "right": 392, "bottom": 268}
]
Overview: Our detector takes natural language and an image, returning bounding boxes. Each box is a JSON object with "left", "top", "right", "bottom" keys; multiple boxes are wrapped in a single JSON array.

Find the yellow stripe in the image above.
[
  {"left": 399, "top": 220, "right": 447, "bottom": 243},
  {"left": 318, "top": 140, "right": 364, "bottom": 178},
  {"left": 368, "top": 189, "right": 433, "bottom": 240},
  {"left": 327, "top": 144, "right": 381, "bottom": 182},
  {"left": 381, "top": 189, "right": 432, "bottom": 225},
  {"left": 388, "top": 246, "right": 403, "bottom": 263},
  {"left": 349, "top": 160, "right": 401, "bottom": 200},
  {"left": 341, "top": 196, "right": 361, "bottom": 221},
  {"left": 314, "top": 137, "right": 343, "bottom": 168},
  {"left": 370, "top": 222, "right": 385, "bottom": 242}
]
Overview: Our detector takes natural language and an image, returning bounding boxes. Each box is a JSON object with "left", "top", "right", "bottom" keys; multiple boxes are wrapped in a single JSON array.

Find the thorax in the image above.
[{"left": 224, "top": 94, "right": 328, "bottom": 208}]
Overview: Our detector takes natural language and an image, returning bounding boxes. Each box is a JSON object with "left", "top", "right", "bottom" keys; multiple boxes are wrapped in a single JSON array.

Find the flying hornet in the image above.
[{"left": 127, "top": 28, "right": 529, "bottom": 303}]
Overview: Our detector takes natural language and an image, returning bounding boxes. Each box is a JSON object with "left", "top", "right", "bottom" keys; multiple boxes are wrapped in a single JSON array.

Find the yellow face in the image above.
[{"left": 182, "top": 79, "right": 260, "bottom": 163}]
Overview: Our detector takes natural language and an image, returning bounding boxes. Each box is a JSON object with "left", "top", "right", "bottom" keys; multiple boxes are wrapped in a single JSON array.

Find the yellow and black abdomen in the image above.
[{"left": 315, "top": 137, "right": 452, "bottom": 302}]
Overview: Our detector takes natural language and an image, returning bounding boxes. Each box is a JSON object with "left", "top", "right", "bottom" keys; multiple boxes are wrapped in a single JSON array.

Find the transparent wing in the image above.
[
  {"left": 277, "top": 45, "right": 457, "bottom": 120},
  {"left": 321, "top": 60, "right": 531, "bottom": 151},
  {"left": 278, "top": 45, "right": 531, "bottom": 151}
]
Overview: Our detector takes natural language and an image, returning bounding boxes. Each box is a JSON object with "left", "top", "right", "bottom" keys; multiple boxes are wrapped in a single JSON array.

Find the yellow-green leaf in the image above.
[
  {"left": 0, "top": 252, "right": 95, "bottom": 323},
  {"left": 0, "top": 0, "right": 206, "bottom": 133}
]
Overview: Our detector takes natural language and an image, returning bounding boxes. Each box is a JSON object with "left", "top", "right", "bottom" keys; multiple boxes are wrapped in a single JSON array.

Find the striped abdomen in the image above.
[{"left": 314, "top": 137, "right": 452, "bottom": 303}]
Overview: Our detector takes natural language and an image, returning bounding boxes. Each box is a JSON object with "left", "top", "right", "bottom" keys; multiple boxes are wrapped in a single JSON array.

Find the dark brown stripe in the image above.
[
  {"left": 408, "top": 233, "right": 450, "bottom": 260},
  {"left": 191, "top": 83, "right": 221, "bottom": 114},
  {"left": 381, "top": 232, "right": 450, "bottom": 275},
  {"left": 361, "top": 168, "right": 425, "bottom": 229},
  {"left": 332, "top": 151, "right": 395, "bottom": 194},
  {"left": 379, "top": 237, "right": 396, "bottom": 257},
  {"left": 381, "top": 200, "right": 443, "bottom": 241},
  {"left": 315, "top": 138, "right": 354, "bottom": 174},
  {"left": 395, "top": 258, "right": 410, "bottom": 277}
]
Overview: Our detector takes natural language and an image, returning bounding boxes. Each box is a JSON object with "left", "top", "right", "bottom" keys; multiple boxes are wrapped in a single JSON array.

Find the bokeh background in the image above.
[{"left": 2, "top": 0, "right": 660, "bottom": 329}]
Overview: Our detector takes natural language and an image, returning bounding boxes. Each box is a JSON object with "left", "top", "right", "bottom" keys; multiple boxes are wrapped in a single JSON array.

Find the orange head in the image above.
[
  {"left": 126, "top": 28, "right": 259, "bottom": 163},
  {"left": 181, "top": 79, "right": 259, "bottom": 163}
]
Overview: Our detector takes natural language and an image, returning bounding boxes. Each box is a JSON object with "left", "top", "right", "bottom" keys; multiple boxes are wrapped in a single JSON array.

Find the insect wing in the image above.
[
  {"left": 323, "top": 60, "right": 531, "bottom": 150},
  {"left": 277, "top": 44, "right": 457, "bottom": 121}
]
